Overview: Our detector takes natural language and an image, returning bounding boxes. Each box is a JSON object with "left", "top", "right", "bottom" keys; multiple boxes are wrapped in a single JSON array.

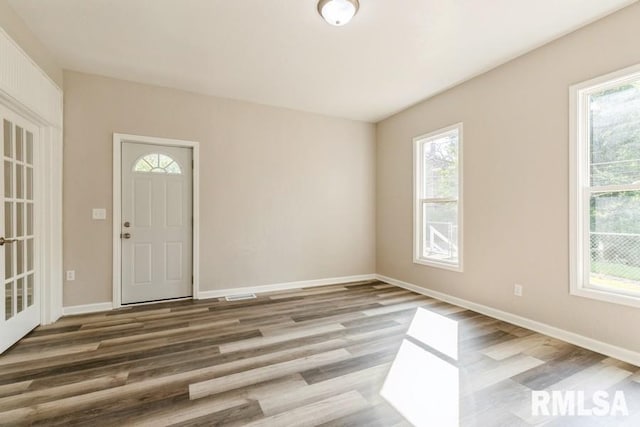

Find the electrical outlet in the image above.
[
  {"left": 66, "top": 270, "right": 75, "bottom": 281},
  {"left": 514, "top": 284, "right": 523, "bottom": 297},
  {"left": 92, "top": 208, "right": 107, "bottom": 220}
]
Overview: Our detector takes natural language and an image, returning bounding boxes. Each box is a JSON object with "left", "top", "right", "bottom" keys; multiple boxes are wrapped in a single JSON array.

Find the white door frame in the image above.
[
  {"left": 113, "top": 133, "right": 200, "bottom": 309},
  {"left": 0, "top": 27, "right": 63, "bottom": 326}
]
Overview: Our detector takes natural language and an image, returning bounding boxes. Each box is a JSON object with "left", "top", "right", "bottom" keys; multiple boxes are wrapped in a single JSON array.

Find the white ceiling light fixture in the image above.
[{"left": 317, "top": 0, "right": 360, "bottom": 27}]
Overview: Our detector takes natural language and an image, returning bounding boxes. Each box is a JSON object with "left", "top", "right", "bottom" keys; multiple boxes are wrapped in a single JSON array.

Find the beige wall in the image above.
[
  {"left": 0, "top": 0, "right": 63, "bottom": 87},
  {"left": 63, "top": 71, "right": 375, "bottom": 306},
  {"left": 377, "top": 2, "right": 640, "bottom": 352}
]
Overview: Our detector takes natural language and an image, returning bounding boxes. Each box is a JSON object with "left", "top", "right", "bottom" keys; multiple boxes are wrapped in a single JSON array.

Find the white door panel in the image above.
[
  {"left": 0, "top": 105, "right": 40, "bottom": 354},
  {"left": 121, "top": 143, "right": 193, "bottom": 304}
]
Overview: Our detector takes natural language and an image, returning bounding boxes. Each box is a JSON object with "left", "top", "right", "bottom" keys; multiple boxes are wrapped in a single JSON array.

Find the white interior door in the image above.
[
  {"left": 121, "top": 142, "right": 193, "bottom": 304},
  {"left": 0, "top": 105, "right": 40, "bottom": 354}
]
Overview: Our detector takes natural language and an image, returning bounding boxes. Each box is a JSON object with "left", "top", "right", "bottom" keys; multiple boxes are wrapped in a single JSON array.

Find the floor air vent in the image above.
[{"left": 225, "top": 293, "right": 257, "bottom": 302}]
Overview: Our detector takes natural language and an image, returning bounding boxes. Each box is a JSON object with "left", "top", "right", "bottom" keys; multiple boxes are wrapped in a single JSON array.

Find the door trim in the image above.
[{"left": 112, "top": 133, "right": 200, "bottom": 309}]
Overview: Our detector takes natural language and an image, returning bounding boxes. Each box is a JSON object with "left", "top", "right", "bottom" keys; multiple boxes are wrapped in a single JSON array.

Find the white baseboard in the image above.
[
  {"left": 58, "top": 273, "right": 640, "bottom": 366},
  {"left": 60, "top": 274, "right": 376, "bottom": 315},
  {"left": 62, "top": 302, "right": 114, "bottom": 316},
  {"left": 197, "top": 274, "right": 377, "bottom": 300},
  {"left": 376, "top": 274, "right": 640, "bottom": 367}
]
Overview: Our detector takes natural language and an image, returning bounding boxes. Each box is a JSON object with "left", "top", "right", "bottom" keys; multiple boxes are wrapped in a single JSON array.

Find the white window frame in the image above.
[
  {"left": 570, "top": 63, "right": 640, "bottom": 308},
  {"left": 413, "top": 123, "right": 463, "bottom": 272}
]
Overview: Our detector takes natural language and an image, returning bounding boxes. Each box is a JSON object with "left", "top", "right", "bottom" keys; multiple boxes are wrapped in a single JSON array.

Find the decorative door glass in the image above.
[{"left": 3, "top": 119, "right": 35, "bottom": 320}]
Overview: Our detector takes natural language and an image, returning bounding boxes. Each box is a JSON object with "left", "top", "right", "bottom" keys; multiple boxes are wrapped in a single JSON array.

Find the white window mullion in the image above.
[{"left": 590, "top": 184, "right": 640, "bottom": 193}]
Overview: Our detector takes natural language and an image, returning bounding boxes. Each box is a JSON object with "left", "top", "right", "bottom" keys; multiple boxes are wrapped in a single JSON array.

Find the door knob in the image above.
[
  {"left": 0, "top": 237, "right": 17, "bottom": 246},
  {"left": 121, "top": 233, "right": 131, "bottom": 239}
]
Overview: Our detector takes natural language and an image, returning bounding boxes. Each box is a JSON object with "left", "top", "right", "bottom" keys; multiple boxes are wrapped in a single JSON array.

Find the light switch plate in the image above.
[{"left": 92, "top": 208, "right": 107, "bottom": 220}]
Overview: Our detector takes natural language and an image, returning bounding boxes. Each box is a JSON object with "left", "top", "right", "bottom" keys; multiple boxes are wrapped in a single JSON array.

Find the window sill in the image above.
[
  {"left": 570, "top": 285, "right": 640, "bottom": 309},
  {"left": 413, "top": 257, "right": 463, "bottom": 273}
]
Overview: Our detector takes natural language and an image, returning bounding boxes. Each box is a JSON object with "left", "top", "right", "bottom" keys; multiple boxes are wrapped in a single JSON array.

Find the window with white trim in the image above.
[
  {"left": 571, "top": 65, "right": 640, "bottom": 306},
  {"left": 413, "top": 123, "right": 463, "bottom": 271}
]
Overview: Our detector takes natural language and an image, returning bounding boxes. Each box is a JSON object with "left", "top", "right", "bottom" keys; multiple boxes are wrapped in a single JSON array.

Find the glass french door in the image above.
[{"left": 0, "top": 104, "right": 39, "bottom": 354}]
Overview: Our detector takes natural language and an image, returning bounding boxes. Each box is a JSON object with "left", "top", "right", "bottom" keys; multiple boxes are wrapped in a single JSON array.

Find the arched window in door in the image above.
[{"left": 133, "top": 153, "right": 182, "bottom": 174}]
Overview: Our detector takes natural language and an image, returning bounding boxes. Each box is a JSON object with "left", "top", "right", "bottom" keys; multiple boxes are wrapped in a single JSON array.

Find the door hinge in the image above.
[{"left": 192, "top": 275, "right": 194, "bottom": 284}]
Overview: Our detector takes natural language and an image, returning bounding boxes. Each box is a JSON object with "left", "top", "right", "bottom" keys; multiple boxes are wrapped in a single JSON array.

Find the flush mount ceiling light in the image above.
[{"left": 317, "top": 0, "right": 360, "bottom": 26}]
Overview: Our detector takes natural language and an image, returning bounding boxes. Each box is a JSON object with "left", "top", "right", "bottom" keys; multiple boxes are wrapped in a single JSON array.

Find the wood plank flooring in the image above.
[{"left": 0, "top": 280, "right": 639, "bottom": 426}]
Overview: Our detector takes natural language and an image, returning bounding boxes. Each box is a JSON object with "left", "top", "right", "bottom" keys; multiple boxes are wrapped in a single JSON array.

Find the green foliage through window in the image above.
[{"left": 588, "top": 79, "right": 640, "bottom": 290}]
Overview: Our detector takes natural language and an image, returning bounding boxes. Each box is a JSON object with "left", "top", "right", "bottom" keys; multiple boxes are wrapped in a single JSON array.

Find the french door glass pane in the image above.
[
  {"left": 16, "top": 240, "right": 24, "bottom": 275},
  {"left": 16, "top": 164, "right": 23, "bottom": 199},
  {"left": 3, "top": 119, "right": 11, "bottom": 157},
  {"left": 16, "top": 203, "right": 23, "bottom": 236},
  {"left": 4, "top": 282, "right": 12, "bottom": 320},
  {"left": 4, "top": 202, "right": 12, "bottom": 238},
  {"left": 26, "top": 167, "right": 33, "bottom": 199},
  {"left": 5, "top": 243, "right": 12, "bottom": 278},
  {"left": 27, "top": 238, "right": 33, "bottom": 271},
  {"left": 422, "top": 202, "right": 459, "bottom": 263},
  {"left": 4, "top": 160, "right": 11, "bottom": 198},
  {"left": 16, "top": 277, "right": 24, "bottom": 313},
  {"left": 26, "top": 131, "right": 33, "bottom": 165},
  {"left": 27, "top": 274, "right": 33, "bottom": 307},
  {"left": 589, "top": 81, "right": 640, "bottom": 187},
  {"left": 15, "top": 126, "right": 23, "bottom": 162},
  {"left": 27, "top": 203, "right": 33, "bottom": 236},
  {"left": 589, "top": 190, "right": 640, "bottom": 291}
]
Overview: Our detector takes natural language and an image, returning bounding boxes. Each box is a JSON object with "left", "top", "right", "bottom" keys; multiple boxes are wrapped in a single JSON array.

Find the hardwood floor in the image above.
[{"left": 0, "top": 280, "right": 639, "bottom": 426}]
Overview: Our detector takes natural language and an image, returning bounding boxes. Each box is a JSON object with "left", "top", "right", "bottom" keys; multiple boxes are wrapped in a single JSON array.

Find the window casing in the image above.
[
  {"left": 570, "top": 64, "right": 640, "bottom": 307},
  {"left": 413, "top": 123, "right": 463, "bottom": 271}
]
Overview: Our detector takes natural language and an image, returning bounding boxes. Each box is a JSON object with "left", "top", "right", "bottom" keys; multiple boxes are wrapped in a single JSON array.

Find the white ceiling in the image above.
[{"left": 8, "top": 0, "right": 637, "bottom": 122}]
